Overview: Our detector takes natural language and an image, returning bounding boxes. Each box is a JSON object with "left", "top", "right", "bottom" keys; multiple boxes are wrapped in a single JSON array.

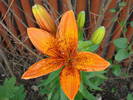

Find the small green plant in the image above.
[
  {"left": 113, "top": 38, "right": 133, "bottom": 62},
  {"left": 111, "top": 64, "right": 122, "bottom": 76},
  {"left": 0, "top": 77, "right": 26, "bottom": 100},
  {"left": 127, "top": 94, "right": 133, "bottom": 100},
  {"left": 38, "top": 70, "right": 107, "bottom": 100},
  {"left": 118, "top": 1, "right": 127, "bottom": 7}
]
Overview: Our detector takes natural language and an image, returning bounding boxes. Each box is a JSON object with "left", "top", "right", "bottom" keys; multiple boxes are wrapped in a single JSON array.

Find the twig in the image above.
[
  {"left": 1, "top": 0, "right": 14, "bottom": 22},
  {"left": 0, "top": 49, "right": 14, "bottom": 77},
  {"left": 0, "top": 21, "right": 42, "bottom": 59}
]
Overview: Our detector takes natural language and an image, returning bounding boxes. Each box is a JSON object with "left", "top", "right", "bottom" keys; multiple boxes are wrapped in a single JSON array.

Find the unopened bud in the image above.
[
  {"left": 32, "top": 4, "right": 56, "bottom": 33},
  {"left": 91, "top": 26, "right": 105, "bottom": 44},
  {"left": 77, "top": 11, "right": 85, "bottom": 29}
]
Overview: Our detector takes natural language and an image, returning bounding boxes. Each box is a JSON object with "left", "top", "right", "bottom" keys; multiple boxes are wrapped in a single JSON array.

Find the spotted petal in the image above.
[
  {"left": 27, "top": 28, "right": 58, "bottom": 56},
  {"left": 60, "top": 67, "right": 80, "bottom": 100},
  {"left": 22, "top": 57, "right": 63, "bottom": 79},
  {"left": 57, "top": 10, "right": 78, "bottom": 57},
  {"left": 74, "top": 52, "right": 110, "bottom": 71}
]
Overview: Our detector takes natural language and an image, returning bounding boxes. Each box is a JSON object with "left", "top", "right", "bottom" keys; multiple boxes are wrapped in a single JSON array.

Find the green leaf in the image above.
[
  {"left": 85, "top": 44, "right": 99, "bottom": 52},
  {"left": 111, "top": 64, "right": 121, "bottom": 76},
  {"left": 79, "top": 83, "right": 96, "bottom": 100},
  {"left": 123, "top": 27, "right": 127, "bottom": 33},
  {"left": 109, "top": 8, "right": 116, "bottom": 13},
  {"left": 113, "top": 38, "right": 128, "bottom": 48},
  {"left": 39, "top": 77, "right": 60, "bottom": 95},
  {"left": 127, "top": 94, "right": 133, "bottom": 100},
  {"left": 112, "top": 17, "right": 117, "bottom": 22},
  {"left": 111, "top": 88, "right": 117, "bottom": 93},
  {"left": 47, "top": 81, "right": 60, "bottom": 100},
  {"left": 78, "top": 40, "right": 93, "bottom": 50},
  {"left": 60, "top": 88, "right": 68, "bottom": 100},
  {"left": 78, "top": 29, "right": 84, "bottom": 40},
  {"left": 48, "top": 91, "right": 53, "bottom": 100},
  {"left": 115, "top": 49, "right": 130, "bottom": 62},
  {"left": 86, "top": 80, "right": 102, "bottom": 91},
  {"left": 86, "top": 71, "right": 107, "bottom": 88},
  {"left": 38, "top": 69, "right": 61, "bottom": 87},
  {"left": 78, "top": 40, "right": 99, "bottom": 52},
  {"left": 119, "top": 20, "right": 126, "bottom": 27},
  {"left": 89, "top": 71, "right": 107, "bottom": 79},
  {"left": 11, "top": 85, "right": 26, "bottom": 100},
  {"left": 81, "top": 72, "right": 102, "bottom": 91},
  {"left": 51, "top": 89, "right": 60, "bottom": 100},
  {"left": 129, "top": 51, "right": 133, "bottom": 55},
  {"left": 75, "top": 92, "right": 83, "bottom": 100},
  {"left": 130, "top": 21, "right": 133, "bottom": 27},
  {"left": 119, "top": 1, "right": 127, "bottom": 7},
  {"left": 0, "top": 77, "right": 26, "bottom": 100}
]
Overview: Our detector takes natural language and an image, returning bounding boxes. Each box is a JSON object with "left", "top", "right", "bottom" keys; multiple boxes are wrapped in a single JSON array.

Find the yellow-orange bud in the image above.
[
  {"left": 32, "top": 4, "right": 56, "bottom": 33},
  {"left": 91, "top": 26, "right": 105, "bottom": 44}
]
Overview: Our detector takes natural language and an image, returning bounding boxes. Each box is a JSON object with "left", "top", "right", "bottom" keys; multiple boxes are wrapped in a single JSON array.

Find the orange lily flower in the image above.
[{"left": 22, "top": 10, "right": 110, "bottom": 100}]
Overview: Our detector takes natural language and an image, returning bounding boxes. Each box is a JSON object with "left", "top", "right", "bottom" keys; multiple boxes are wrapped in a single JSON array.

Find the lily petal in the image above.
[
  {"left": 22, "top": 57, "right": 63, "bottom": 79},
  {"left": 74, "top": 52, "right": 110, "bottom": 71},
  {"left": 57, "top": 10, "right": 78, "bottom": 57},
  {"left": 27, "top": 27, "right": 58, "bottom": 56},
  {"left": 60, "top": 67, "right": 80, "bottom": 100}
]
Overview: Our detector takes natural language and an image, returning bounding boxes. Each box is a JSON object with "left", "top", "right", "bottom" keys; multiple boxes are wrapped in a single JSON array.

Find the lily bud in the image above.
[
  {"left": 32, "top": 4, "right": 56, "bottom": 33},
  {"left": 91, "top": 26, "right": 105, "bottom": 44},
  {"left": 77, "top": 11, "right": 85, "bottom": 29}
]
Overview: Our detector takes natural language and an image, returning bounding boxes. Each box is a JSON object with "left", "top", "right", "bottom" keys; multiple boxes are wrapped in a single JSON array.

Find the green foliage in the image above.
[
  {"left": 39, "top": 69, "right": 61, "bottom": 87},
  {"left": 78, "top": 29, "right": 84, "bottom": 40},
  {"left": 111, "top": 64, "right": 122, "bottom": 76},
  {"left": 113, "top": 38, "right": 132, "bottom": 62},
  {"left": 113, "top": 38, "right": 128, "bottom": 49},
  {"left": 115, "top": 49, "right": 130, "bottom": 62},
  {"left": 38, "top": 69, "right": 61, "bottom": 95},
  {"left": 81, "top": 71, "right": 107, "bottom": 90},
  {"left": 0, "top": 77, "right": 26, "bottom": 100},
  {"left": 109, "top": 8, "right": 116, "bottom": 13},
  {"left": 78, "top": 40, "right": 99, "bottom": 52},
  {"left": 75, "top": 92, "right": 83, "bottom": 100},
  {"left": 111, "top": 88, "right": 117, "bottom": 93},
  {"left": 120, "top": 20, "right": 127, "bottom": 27},
  {"left": 79, "top": 83, "right": 96, "bottom": 100},
  {"left": 127, "top": 94, "right": 133, "bottom": 100},
  {"left": 38, "top": 69, "right": 107, "bottom": 100},
  {"left": 38, "top": 69, "right": 69, "bottom": 100},
  {"left": 118, "top": 1, "right": 127, "bottom": 7}
]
